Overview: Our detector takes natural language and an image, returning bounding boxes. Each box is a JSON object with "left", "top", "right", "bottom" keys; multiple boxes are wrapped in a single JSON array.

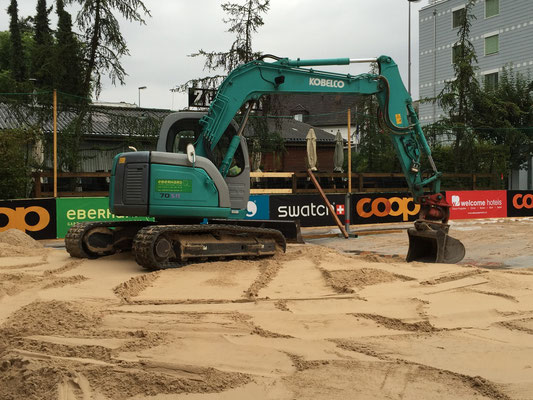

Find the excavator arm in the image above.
[{"left": 196, "top": 54, "right": 465, "bottom": 263}]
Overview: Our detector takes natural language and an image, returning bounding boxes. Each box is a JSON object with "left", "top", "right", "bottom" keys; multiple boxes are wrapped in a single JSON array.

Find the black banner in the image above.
[
  {"left": 507, "top": 190, "right": 533, "bottom": 217},
  {"left": 351, "top": 192, "right": 420, "bottom": 224},
  {"left": 0, "top": 198, "right": 57, "bottom": 240},
  {"left": 269, "top": 194, "right": 346, "bottom": 227}
]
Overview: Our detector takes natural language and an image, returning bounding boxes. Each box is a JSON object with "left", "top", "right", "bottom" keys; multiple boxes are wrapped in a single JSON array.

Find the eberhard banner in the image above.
[
  {"left": 0, "top": 198, "right": 57, "bottom": 239},
  {"left": 56, "top": 197, "right": 153, "bottom": 238}
]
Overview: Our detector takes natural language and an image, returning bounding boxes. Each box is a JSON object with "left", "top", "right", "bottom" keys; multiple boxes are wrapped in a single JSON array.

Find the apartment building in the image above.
[{"left": 418, "top": 0, "right": 533, "bottom": 125}]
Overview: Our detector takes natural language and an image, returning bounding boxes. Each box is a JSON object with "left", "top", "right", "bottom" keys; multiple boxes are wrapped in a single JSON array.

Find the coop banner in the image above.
[
  {"left": 446, "top": 190, "right": 507, "bottom": 220},
  {"left": 269, "top": 194, "right": 345, "bottom": 227},
  {"left": 56, "top": 197, "right": 153, "bottom": 238},
  {"left": 350, "top": 192, "right": 420, "bottom": 224},
  {"left": 245, "top": 195, "right": 270, "bottom": 220},
  {"left": 506, "top": 191, "right": 533, "bottom": 217},
  {"left": 0, "top": 198, "right": 57, "bottom": 240}
]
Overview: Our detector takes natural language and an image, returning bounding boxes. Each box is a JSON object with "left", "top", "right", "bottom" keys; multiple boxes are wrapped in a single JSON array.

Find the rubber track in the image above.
[
  {"left": 65, "top": 221, "right": 149, "bottom": 259},
  {"left": 132, "top": 224, "right": 286, "bottom": 270}
]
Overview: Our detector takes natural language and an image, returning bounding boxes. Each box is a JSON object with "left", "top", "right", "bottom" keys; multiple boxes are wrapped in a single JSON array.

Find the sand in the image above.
[{"left": 1, "top": 219, "right": 533, "bottom": 399}]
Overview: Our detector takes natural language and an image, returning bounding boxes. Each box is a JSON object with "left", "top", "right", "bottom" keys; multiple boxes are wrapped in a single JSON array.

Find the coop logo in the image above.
[
  {"left": 356, "top": 197, "right": 419, "bottom": 221},
  {"left": 451, "top": 195, "right": 461, "bottom": 206},
  {"left": 0, "top": 206, "right": 51, "bottom": 232},
  {"left": 512, "top": 193, "right": 533, "bottom": 209},
  {"left": 309, "top": 77, "right": 345, "bottom": 89}
]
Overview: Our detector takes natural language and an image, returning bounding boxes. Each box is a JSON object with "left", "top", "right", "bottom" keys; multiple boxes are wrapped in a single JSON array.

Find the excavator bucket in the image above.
[{"left": 406, "top": 226, "right": 465, "bottom": 264}]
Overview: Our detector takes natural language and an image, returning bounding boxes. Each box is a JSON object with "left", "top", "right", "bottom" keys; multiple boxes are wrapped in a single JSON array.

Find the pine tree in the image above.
[
  {"left": 32, "top": 0, "right": 55, "bottom": 89},
  {"left": 55, "top": 0, "right": 83, "bottom": 97},
  {"left": 68, "top": 0, "right": 151, "bottom": 98},
  {"left": 7, "top": 0, "right": 26, "bottom": 82},
  {"left": 180, "top": 0, "right": 270, "bottom": 90}
]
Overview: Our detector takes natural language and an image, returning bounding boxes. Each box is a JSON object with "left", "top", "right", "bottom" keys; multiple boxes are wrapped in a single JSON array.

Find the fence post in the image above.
[{"left": 472, "top": 174, "right": 477, "bottom": 190}]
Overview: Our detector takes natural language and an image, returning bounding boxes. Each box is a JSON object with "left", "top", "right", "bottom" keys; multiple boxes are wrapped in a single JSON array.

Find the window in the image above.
[
  {"left": 485, "top": 0, "right": 499, "bottom": 18},
  {"left": 452, "top": 44, "right": 463, "bottom": 63},
  {"left": 485, "top": 34, "right": 499, "bottom": 55},
  {"left": 484, "top": 72, "right": 499, "bottom": 89},
  {"left": 452, "top": 7, "right": 466, "bottom": 28}
]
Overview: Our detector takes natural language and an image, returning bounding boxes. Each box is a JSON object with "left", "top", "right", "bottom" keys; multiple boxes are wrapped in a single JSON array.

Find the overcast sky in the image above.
[{"left": 2, "top": 0, "right": 428, "bottom": 110}]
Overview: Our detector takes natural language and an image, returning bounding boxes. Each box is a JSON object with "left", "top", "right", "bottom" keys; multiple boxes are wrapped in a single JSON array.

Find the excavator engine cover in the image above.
[{"left": 406, "top": 222, "right": 465, "bottom": 264}]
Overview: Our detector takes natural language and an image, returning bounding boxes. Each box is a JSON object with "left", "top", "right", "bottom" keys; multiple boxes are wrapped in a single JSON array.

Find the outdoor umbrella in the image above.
[
  {"left": 306, "top": 128, "right": 318, "bottom": 171},
  {"left": 333, "top": 129, "right": 344, "bottom": 172}
]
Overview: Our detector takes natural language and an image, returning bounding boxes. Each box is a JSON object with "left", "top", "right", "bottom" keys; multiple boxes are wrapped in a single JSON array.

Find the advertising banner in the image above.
[
  {"left": 269, "top": 194, "right": 345, "bottom": 227},
  {"left": 245, "top": 195, "right": 270, "bottom": 220},
  {"left": 351, "top": 192, "right": 420, "bottom": 225},
  {"left": 56, "top": 197, "right": 153, "bottom": 238},
  {"left": 507, "top": 191, "right": 533, "bottom": 217},
  {"left": 446, "top": 190, "right": 507, "bottom": 220},
  {"left": 0, "top": 198, "right": 57, "bottom": 239}
]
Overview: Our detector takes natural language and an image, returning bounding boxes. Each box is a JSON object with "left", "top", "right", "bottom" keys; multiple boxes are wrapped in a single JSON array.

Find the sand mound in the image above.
[
  {"left": 2, "top": 300, "right": 102, "bottom": 337},
  {"left": 0, "top": 229, "right": 43, "bottom": 257},
  {"left": 0, "top": 229, "right": 42, "bottom": 249},
  {"left": 322, "top": 268, "right": 415, "bottom": 293}
]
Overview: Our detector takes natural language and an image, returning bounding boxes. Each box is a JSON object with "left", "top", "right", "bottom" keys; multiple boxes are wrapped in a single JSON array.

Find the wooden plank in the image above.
[
  {"left": 41, "top": 191, "right": 109, "bottom": 197},
  {"left": 250, "top": 188, "right": 292, "bottom": 194},
  {"left": 250, "top": 172, "right": 294, "bottom": 178}
]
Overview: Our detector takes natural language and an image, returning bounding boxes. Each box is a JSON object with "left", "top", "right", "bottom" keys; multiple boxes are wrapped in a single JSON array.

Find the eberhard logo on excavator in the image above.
[{"left": 65, "top": 54, "right": 466, "bottom": 269}]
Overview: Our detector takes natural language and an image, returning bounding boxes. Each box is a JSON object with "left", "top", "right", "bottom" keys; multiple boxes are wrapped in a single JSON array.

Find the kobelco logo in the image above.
[
  {"left": 0, "top": 206, "right": 51, "bottom": 232},
  {"left": 309, "top": 77, "right": 345, "bottom": 89},
  {"left": 512, "top": 194, "right": 533, "bottom": 209},
  {"left": 356, "top": 197, "right": 420, "bottom": 221}
]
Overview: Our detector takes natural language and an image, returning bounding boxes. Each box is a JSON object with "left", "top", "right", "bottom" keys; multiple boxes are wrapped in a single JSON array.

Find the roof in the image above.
[
  {"left": 0, "top": 102, "right": 171, "bottom": 137},
  {"left": 245, "top": 118, "right": 338, "bottom": 144},
  {"left": 0, "top": 102, "right": 337, "bottom": 143},
  {"left": 271, "top": 93, "right": 362, "bottom": 126}
]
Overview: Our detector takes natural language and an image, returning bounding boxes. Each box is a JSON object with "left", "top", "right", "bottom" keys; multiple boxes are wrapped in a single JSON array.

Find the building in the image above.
[{"left": 418, "top": 0, "right": 533, "bottom": 125}]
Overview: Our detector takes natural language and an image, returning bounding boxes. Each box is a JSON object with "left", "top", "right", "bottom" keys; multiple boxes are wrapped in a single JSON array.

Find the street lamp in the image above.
[
  {"left": 407, "top": 0, "right": 421, "bottom": 95},
  {"left": 138, "top": 86, "right": 147, "bottom": 107}
]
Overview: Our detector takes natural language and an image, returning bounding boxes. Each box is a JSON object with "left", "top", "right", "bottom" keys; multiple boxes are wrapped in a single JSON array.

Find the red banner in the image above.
[{"left": 446, "top": 190, "right": 507, "bottom": 220}]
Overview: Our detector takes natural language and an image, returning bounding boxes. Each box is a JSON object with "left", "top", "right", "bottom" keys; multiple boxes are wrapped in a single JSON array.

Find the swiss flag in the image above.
[{"left": 336, "top": 204, "right": 345, "bottom": 215}]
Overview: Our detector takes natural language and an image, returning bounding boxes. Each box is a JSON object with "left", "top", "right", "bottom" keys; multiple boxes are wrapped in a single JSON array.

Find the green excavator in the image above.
[{"left": 65, "top": 55, "right": 465, "bottom": 269}]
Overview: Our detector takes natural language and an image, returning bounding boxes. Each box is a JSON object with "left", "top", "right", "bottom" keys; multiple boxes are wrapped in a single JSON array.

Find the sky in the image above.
[{"left": 1, "top": 0, "right": 428, "bottom": 110}]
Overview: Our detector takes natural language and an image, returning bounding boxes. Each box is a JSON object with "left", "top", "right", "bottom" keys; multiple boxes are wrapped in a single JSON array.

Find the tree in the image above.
[
  {"left": 67, "top": 0, "right": 151, "bottom": 98},
  {"left": 32, "top": 0, "right": 55, "bottom": 89},
  {"left": 7, "top": 0, "right": 26, "bottom": 82},
  {"left": 180, "top": 0, "right": 270, "bottom": 90},
  {"left": 55, "top": 0, "right": 84, "bottom": 97}
]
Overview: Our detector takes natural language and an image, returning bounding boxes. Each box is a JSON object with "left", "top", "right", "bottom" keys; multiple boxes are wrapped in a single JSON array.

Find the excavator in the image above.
[{"left": 65, "top": 55, "right": 465, "bottom": 269}]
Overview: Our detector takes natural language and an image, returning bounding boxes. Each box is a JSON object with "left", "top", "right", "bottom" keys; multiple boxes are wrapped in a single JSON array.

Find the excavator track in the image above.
[
  {"left": 65, "top": 221, "right": 152, "bottom": 259},
  {"left": 132, "top": 224, "right": 286, "bottom": 270}
]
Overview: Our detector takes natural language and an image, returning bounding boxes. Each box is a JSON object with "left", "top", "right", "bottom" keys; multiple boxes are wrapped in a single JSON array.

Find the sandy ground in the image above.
[{"left": 1, "top": 219, "right": 533, "bottom": 400}]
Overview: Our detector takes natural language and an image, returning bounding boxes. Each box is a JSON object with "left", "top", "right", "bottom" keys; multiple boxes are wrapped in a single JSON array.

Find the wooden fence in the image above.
[{"left": 33, "top": 171, "right": 501, "bottom": 198}]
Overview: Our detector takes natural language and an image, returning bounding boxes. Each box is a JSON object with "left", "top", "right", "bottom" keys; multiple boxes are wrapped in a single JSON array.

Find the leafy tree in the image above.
[
  {"left": 7, "top": 0, "right": 26, "bottom": 82},
  {"left": 67, "top": 0, "right": 151, "bottom": 98}
]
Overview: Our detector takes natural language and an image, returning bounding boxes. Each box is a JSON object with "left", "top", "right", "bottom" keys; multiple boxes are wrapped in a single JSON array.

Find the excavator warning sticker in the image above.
[
  {"left": 395, "top": 114, "right": 402, "bottom": 125},
  {"left": 155, "top": 179, "right": 192, "bottom": 193}
]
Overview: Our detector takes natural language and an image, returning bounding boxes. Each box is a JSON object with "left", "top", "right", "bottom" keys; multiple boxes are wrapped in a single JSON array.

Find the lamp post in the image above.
[
  {"left": 138, "top": 86, "right": 147, "bottom": 107},
  {"left": 408, "top": 0, "right": 421, "bottom": 95}
]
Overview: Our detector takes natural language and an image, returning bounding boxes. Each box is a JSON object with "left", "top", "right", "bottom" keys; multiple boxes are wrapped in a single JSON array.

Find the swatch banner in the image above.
[
  {"left": 350, "top": 192, "right": 420, "bottom": 224},
  {"left": 507, "top": 191, "right": 533, "bottom": 217},
  {"left": 0, "top": 198, "right": 57, "bottom": 240},
  {"left": 269, "top": 194, "right": 346, "bottom": 227},
  {"left": 446, "top": 190, "right": 507, "bottom": 219}
]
